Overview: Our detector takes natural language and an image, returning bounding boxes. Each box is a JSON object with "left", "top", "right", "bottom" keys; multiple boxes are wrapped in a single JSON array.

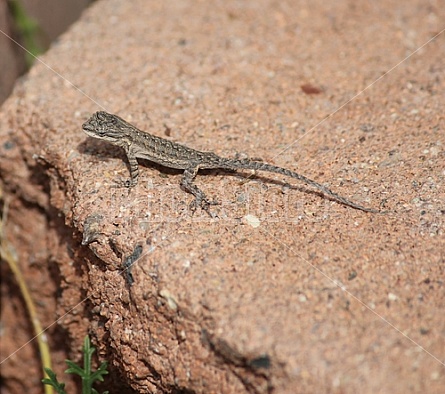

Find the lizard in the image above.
[{"left": 82, "top": 111, "right": 380, "bottom": 214}]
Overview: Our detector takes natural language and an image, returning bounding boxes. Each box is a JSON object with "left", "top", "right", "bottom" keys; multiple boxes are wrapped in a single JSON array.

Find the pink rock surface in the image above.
[{"left": 1, "top": 1, "right": 444, "bottom": 393}]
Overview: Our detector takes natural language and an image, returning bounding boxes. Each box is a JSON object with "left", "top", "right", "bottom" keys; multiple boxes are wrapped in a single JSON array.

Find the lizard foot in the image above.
[
  {"left": 189, "top": 198, "right": 219, "bottom": 217},
  {"left": 110, "top": 178, "right": 137, "bottom": 188}
]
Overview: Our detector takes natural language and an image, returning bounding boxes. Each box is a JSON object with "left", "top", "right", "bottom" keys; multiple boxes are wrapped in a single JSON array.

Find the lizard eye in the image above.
[{"left": 96, "top": 111, "right": 106, "bottom": 120}]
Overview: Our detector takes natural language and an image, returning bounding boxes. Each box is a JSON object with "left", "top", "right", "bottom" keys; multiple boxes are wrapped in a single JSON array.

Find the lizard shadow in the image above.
[{"left": 202, "top": 168, "right": 323, "bottom": 199}]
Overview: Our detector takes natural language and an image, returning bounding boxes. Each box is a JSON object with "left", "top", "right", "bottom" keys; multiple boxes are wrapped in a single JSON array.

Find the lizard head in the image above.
[{"left": 82, "top": 111, "right": 130, "bottom": 142}]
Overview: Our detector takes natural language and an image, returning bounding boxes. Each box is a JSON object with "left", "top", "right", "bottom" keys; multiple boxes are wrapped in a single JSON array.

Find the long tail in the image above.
[{"left": 222, "top": 158, "right": 379, "bottom": 213}]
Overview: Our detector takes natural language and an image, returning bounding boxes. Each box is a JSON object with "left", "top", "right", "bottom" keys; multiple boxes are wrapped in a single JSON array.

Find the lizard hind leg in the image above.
[{"left": 181, "top": 165, "right": 218, "bottom": 214}]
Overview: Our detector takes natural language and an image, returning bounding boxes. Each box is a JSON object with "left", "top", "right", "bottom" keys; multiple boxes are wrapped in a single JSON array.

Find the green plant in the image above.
[
  {"left": 8, "top": 0, "right": 44, "bottom": 66},
  {"left": 42, "top": 336, "right": 109, "bottom": 394}
]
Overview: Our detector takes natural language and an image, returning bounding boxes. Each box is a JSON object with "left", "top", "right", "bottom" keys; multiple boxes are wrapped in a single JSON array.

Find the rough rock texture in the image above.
[{"left": 1, "top": 1, "right": 444, "bottom": 393}]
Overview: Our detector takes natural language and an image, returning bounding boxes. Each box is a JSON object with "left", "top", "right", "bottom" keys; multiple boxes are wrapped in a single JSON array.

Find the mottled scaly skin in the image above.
[{"left": 83, "top": 111, "right": 379, "bottom": 213}]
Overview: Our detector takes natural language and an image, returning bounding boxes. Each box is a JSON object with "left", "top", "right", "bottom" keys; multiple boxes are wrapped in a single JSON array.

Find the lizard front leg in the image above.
[
  {"left": 181, "top": 164, "right": 218, "bottom": 213},
  {"left": 124, "top": 148, "right": 139, "bottom": 187}
]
